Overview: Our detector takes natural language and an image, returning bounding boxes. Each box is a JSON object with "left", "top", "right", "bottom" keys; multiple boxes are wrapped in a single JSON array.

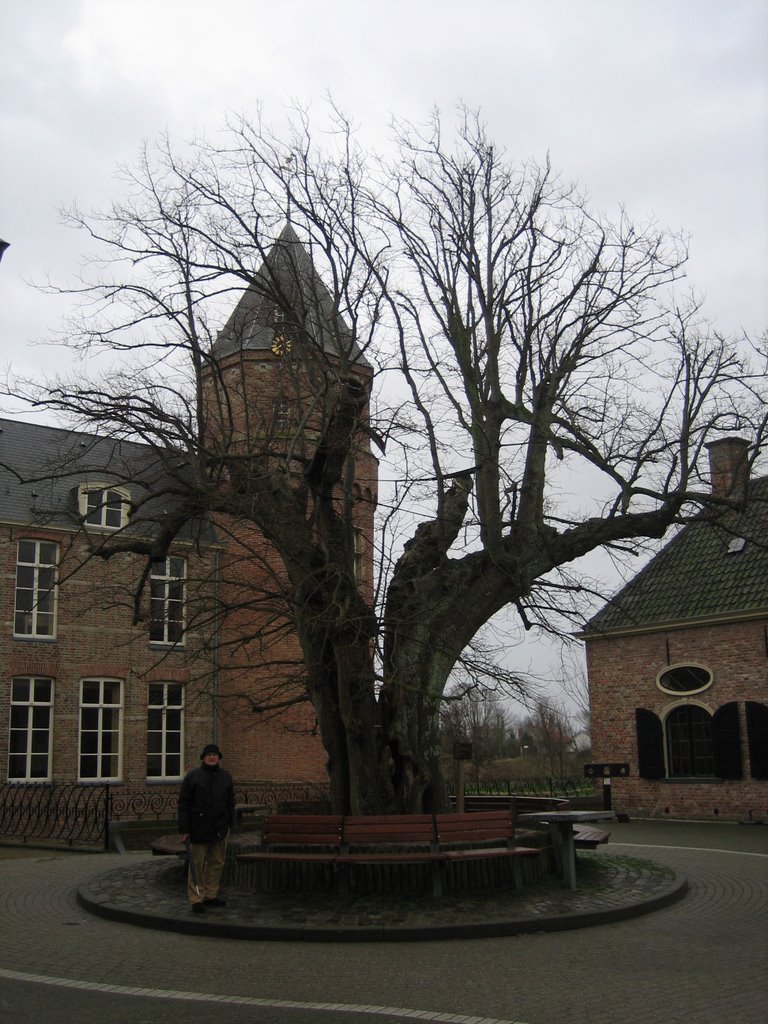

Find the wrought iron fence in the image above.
[
  {"left": 2, "top": 777, "right": 585, "bottom": 850},
  {"left": 0, "top": 780, "right": 333, "bottom": 850},
  {"left": 448, "top": 775, "right": 592, "bottom": 797},
  {"left": 0, "top": 783, "right": 109, "bottom": 848}
]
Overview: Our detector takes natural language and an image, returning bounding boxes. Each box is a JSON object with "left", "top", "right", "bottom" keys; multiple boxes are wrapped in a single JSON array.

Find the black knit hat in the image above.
[{"left": 200, "top": 743, "right": 223, "bottom": 760}]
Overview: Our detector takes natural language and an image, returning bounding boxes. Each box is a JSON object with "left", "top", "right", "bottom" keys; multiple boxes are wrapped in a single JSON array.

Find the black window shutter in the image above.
[
  {"left": 636, "top": 708, "right": 664, "bottom": 778},
  {"left": 713, "top": 702, "right": 742, "bottom": 779},
  {"left": 746, "top": 701, "right": 768, "bottom": 779}
]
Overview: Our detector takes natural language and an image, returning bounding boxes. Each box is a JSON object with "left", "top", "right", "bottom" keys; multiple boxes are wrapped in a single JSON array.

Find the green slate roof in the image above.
[{"left": 583, "top": 476, "right": 768, "bottom": 636}]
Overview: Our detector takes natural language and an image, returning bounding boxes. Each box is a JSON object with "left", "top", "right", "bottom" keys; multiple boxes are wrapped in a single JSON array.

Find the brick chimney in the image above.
[{"left": 705, "top": 437, "right": 750, "bottom": 497}]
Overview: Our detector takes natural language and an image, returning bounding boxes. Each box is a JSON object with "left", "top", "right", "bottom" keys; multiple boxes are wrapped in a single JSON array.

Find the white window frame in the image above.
[
  {"left": 149, "top": 556, "right": 187, "bottom": 646},
  {"left": 78, "top": 483, "right": 130, "bottom": 530},
  {"left": 275, "top": 395, "right": 292, "bottom": 431},
  {"left": 146, "top": 682, "right": 185, "bottom": 780},
  {"left": 14, "top": 540, "right": 58, "bottom": 638},
  {"left": 8, "top": 677, "right": 54, "bottom": 781},
  {"left": 656, "top": 662, "right": 713, "bottom": 697},
  {"left": 353, "top": 526, "right": 365, "bottom": 584},
  {"left": 78, "top": 678, "right": 123, "bottom": 781}
]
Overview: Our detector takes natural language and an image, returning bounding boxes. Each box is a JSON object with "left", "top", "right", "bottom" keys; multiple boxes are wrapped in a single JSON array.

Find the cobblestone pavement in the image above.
[
  {"left": 76, "top": 845, "right": 685, "bottom": 941},
  {"left": 1, "top": 819, "right": 766, "bottom": 1024}
]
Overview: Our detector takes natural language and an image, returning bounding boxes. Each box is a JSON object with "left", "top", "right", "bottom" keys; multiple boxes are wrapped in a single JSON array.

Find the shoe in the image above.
[
  {"left": 191, "top": 903, "right": 205, "bottom": 914},
  {"left": 203, "top": 896, "right": 226, "bottom": 906}
]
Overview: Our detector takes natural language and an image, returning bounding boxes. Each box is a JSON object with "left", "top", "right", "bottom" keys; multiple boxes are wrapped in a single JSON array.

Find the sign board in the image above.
[
  {"left": 584, "top": 762, "right": 630, "bottom": 778},
  {"left": 453, "top": 742, "right": 473, "bottom": 761}
]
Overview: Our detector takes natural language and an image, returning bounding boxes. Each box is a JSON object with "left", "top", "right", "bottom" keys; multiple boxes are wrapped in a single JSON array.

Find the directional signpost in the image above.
[{"left": 583, "top": 762, "right": 630, "bottom": 810}]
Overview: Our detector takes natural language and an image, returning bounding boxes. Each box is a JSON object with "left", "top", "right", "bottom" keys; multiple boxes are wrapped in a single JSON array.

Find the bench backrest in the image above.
[
  {"left": 262, "top": 814, "right": 344, "bottom": 847},
  {"left": 342, "top": 813, "right": 436, "bottom": 847},
  {"left": 449, "top": 794, "right": 513, "bottom": 812},
  {"left": 510, "top": 796, "right": 570, "bottom": 816},
  {"left": 449, "top": 794, "right": 571, "bottom": 816},
  {"left": 435, "top": 808, "right": 515, "bottom": 845},
  {"left": 260, "top": 806, "right": 545, "bottom": 850}
]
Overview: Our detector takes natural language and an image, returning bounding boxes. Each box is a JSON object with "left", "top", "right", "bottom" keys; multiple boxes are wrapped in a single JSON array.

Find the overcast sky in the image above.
[
  {"left": 2, "top": 0, "right": 766, "bottom": 364},
  {"left": 1, "top": 0, "right": 767, "bottom": 695}
]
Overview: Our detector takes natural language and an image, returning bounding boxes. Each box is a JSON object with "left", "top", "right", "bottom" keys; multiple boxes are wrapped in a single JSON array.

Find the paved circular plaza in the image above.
[{"left": 1, "top": 818, "right": 766, "bottom": 1024}]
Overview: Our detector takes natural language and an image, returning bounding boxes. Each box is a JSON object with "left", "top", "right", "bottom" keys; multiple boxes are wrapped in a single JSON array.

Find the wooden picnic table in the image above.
[{"left": 517, "top": 809, "right": 615, "bottom": 890}]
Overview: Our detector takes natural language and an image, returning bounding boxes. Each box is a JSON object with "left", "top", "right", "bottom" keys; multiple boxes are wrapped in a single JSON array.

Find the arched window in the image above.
[
  {"left": 636, "top": 702, "right": 742, "bottom": 779},
  {"left": 666, "top": 704, "right": 714, "bottom": 777}
]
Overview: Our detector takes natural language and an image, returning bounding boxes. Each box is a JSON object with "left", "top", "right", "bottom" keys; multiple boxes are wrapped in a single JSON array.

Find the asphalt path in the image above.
[{"left": 1, "top": 818, "right": 766, "bottom": 1024}]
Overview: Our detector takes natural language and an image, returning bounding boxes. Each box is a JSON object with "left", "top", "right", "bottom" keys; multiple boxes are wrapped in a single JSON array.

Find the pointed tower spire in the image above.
[{"left": 212, "top": 225, "right": 368, "bottom": 369}]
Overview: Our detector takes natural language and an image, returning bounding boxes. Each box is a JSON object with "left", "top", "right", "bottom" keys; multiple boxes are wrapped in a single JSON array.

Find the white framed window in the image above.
[
  {"left": 8, "top": 677, "right": 54, "bottom": 781},
  {"left": 656, "top": 663, "right": 713, "bottom": 696},
  {"left": 353, "top": 526, "right": 365, "bottom": 583},
  {"left": 14, "top": 540, "right": 58, "bottom": 638},
  {"left": 275, "top": 395, "right": 292, "bottom": 431},
  {"left": 147, "top": 682, "right": 184, "bottom": 779},
  {"left": 150, "top": 556, "right": 186, "bottom": 645},
  {"left": 79, "top": 484, "right": 129, "bottom": 529},
  {"left": 79, "top": 678, "right": 123, "bottom": 780}
]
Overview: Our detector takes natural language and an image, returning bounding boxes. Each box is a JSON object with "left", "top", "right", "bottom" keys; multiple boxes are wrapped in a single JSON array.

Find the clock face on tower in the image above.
[{"left": 271, "top": 332, "right": 292, "bottom": 356}]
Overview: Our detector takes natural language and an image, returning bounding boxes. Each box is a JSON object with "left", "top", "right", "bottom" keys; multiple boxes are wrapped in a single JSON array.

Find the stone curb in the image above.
[{"left": 76, "top": 854, "right": 689, "bottom": 942}]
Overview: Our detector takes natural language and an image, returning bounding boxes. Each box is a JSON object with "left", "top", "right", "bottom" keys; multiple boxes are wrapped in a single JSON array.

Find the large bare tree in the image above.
[{"left": 5, "top": 105, "right": 767, "bottom": 812}]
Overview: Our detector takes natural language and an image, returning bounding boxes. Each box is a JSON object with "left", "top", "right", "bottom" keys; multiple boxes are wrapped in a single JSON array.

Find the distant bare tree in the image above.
[
  {"left": 440, "top": 684, "right": 519, "bottom": 765},
  {"left": 518, "top": 698, "right": 580, "bottom": 776},
  {"left": 556, "top": 646, "right": 591, "bottom": 743}
]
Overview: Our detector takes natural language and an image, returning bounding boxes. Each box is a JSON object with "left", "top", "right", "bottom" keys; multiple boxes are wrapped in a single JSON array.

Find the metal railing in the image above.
[
  {"left": 0, "top": 783, "right": 109, "bottom": 848},
  {"left": 0, "top": 780, "right": 332, "bottom": 850},
  {"left": 2, "top": 777, "right": 588, "bottom": 849},
  {"left": 448, "top": 775, "right": 592, "bottom": 797}
]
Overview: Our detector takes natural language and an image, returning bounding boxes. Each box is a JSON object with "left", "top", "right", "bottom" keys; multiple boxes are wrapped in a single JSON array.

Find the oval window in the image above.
[{"left": 657, "top": 664, "right": 712, "bottom": 695}]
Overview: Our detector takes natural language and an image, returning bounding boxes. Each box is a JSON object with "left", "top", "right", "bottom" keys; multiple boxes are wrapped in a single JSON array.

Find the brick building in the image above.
[
  {"left": 0, "top": 419, "right": 222, "bottom": 788},
  {"left": 0, "top": 226, "right": 376, "bottom": 801},
  {"left": 580, "top": 438, "right": 768, "bottom": 821}
]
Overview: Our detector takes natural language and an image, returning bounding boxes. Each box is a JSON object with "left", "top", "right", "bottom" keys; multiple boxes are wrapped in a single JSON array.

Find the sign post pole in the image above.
[
  {"left": 453, "top": 742, "right": 473, "bottom": 813},
  {"left": 583, "top": 763, "right": 630, "bottom": 812}
]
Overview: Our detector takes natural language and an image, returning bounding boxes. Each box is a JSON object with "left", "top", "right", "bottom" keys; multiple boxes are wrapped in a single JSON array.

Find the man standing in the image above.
[{"left": 178, "top": 743, "right": 235, "bottom": 913}]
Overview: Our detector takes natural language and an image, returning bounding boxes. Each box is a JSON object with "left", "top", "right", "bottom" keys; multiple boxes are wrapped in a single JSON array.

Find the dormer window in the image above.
[{"left": 79, "top": 485, "right": 129, "bottom": 530}]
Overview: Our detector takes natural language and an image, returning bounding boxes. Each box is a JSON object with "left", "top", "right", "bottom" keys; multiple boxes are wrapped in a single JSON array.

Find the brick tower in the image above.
[{"left": 202, "top": 225, "right": 377, "bottom": 787}]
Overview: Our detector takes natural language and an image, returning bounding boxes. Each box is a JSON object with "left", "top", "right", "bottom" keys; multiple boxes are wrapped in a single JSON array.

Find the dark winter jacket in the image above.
[{"left": 178, "top": 763, "right": 235, "bottom": 843}]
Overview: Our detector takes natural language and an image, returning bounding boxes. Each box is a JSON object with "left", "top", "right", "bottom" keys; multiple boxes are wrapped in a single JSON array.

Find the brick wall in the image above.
[
  {"left": 1, "top": 346, "right": 378, "bottom": 802},
  {"left": 0, "top": 525, "right": 218, "bottom": 785},
  {"left": 586, "top": 618, "right": 768, "bottom": 820}
]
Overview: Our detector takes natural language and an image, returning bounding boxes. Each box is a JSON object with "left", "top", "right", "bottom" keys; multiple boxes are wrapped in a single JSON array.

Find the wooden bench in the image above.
[
  {"left": 451, "top": 794, "right": 611, "bottom": 849},
  {"left": 336, "top": 813, "right": 446, "bottom": 896},
  {"left": 237, "top": 809, "right": 542, "bottom": 897},
  {"left": 150, "top": 834, "right": 186, "bottom": 856},
  {"left": 568, "top": 824, "right": 611, "bottom": 850},
  {"left": 233, "top": 803, "right": 270, "bottom": 833}
]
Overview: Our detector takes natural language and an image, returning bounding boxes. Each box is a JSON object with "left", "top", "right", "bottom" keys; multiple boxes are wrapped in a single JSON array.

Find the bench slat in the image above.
[
  {"left": 437, "top": 809, "right": 516, "bottom": 844},
  {"left": 335, "top": 851, "right": 445, "bottom": 864},
  {"left": 573, "top": 825, "right": 611, "bottom": 849},
  {"left": 262, "top": 814, "right": 344, "bottom": 848},
  {"left": 442, "top": 845, "right": 541, "bottom": 862},
  {"left": 238, "top": 851, "right": 341, "bottom": 863},
  {"left": 151, "top": 834, "right": 186, "bottom": 856}
]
